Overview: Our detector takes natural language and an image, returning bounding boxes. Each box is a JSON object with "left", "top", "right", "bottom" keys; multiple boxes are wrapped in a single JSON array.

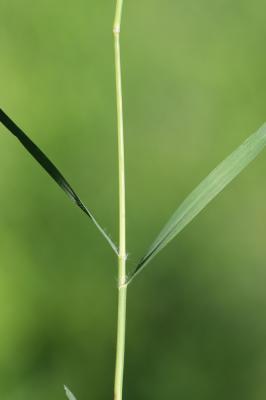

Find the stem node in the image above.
[{"left": 113, "top": 25, "right": 120, "bottom": 34}]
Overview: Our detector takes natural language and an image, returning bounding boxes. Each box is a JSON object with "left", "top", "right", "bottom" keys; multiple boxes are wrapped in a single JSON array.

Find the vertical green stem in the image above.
[{"left": 113, "top": 1, "right": 127, "bottom": 400}]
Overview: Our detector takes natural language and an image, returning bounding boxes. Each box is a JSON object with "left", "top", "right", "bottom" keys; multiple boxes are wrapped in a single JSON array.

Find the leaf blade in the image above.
[
  {"left": 0, "top": 108, "right": 118, "bottom": 254},
  {"left": 128, "top": 123, "right": 266, "bottom": 283},
  {"left": 64, "top": 385, "right": 77, "bottom": 400}
]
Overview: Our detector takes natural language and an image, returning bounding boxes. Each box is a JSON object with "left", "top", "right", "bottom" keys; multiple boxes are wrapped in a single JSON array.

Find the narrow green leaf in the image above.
[
  {"left": 64, "top": 385, "right": 77, "bottom": 400},
  {"left": 0, "top": 109, "right": 118, "bottom": 254},
  {"left": 128, "top": 123, "right": 266, "bottom": 283}
]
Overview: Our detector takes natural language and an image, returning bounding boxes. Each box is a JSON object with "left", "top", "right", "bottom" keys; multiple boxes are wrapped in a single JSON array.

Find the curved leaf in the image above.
[
  {"left": 128, "top": 123, "right": 266, "bottom": 283},
  {"left": 0, "top": 108, "right": 118, "bottom": 254}
]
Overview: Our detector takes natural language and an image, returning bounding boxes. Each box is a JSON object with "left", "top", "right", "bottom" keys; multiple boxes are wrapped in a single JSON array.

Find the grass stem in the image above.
[{"left": 113, "top": 1, "right": 127, "bottom": 399}]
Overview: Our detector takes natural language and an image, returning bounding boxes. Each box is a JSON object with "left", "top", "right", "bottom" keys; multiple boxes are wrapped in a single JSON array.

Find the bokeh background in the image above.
[{"left": 1, "top": 1, "right": 266, "bottom": 399}]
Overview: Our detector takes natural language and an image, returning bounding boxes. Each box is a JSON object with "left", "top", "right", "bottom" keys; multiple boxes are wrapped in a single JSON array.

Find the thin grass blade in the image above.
[
  {"left": 64, "top": 385, "right": 77, "bottom": 400},
  {"left": 128, "top": 123, "right": 266, "bottom": 283},
  {"left": 0, "top": 109, "right": 118, "bottom": 254}
]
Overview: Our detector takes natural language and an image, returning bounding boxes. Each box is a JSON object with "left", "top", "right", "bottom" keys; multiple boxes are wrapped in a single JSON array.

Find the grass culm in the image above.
[{"left": 0, "top": 1, "right": 266, "bottom": 399}]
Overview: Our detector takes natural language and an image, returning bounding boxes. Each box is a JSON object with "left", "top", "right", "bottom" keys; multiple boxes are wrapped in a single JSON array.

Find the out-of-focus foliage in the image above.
[{"left": 0, "top": 1, "right": 266, "bottom": 399}]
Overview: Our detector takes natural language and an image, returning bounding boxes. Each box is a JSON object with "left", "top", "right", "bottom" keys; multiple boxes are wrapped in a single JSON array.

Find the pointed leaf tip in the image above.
[
  {"left": 64, "top": 385, "right": 77, "bottom": 400},
  {"left": 128, "top": 123, "right": 266, "bottom": 283}
]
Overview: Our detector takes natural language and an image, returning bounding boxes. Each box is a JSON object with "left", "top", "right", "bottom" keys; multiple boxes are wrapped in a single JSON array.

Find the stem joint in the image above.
[{"left": 113, "top": 25, "right": 120, "bottom": 34}]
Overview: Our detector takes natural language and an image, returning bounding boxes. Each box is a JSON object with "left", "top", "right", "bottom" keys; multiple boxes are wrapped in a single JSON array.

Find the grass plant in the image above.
[{"left": 0, "top": 1, "right": 266, "bottom": 399}]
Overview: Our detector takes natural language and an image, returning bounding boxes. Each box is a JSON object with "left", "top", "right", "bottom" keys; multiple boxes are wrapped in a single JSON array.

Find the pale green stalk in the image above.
[{"left": 113, "top": 1, "right": 127, "bottom": 400}]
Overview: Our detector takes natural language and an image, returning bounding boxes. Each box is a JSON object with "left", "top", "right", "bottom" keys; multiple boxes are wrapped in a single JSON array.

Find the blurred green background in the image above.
[{"left": 1, "top": 1, "right": 266, "bottom": 399}]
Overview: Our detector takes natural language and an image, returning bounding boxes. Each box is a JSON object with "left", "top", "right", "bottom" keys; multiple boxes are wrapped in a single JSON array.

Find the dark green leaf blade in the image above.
[
  {"left": 128, "top": 123, "right": 266, "bottom": 283},
  {"left": 64, "top": 385, "right": 77, "bottom": 400},
  {"left": 0, "top": 108, "right": 118, "bottom": 254}
]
